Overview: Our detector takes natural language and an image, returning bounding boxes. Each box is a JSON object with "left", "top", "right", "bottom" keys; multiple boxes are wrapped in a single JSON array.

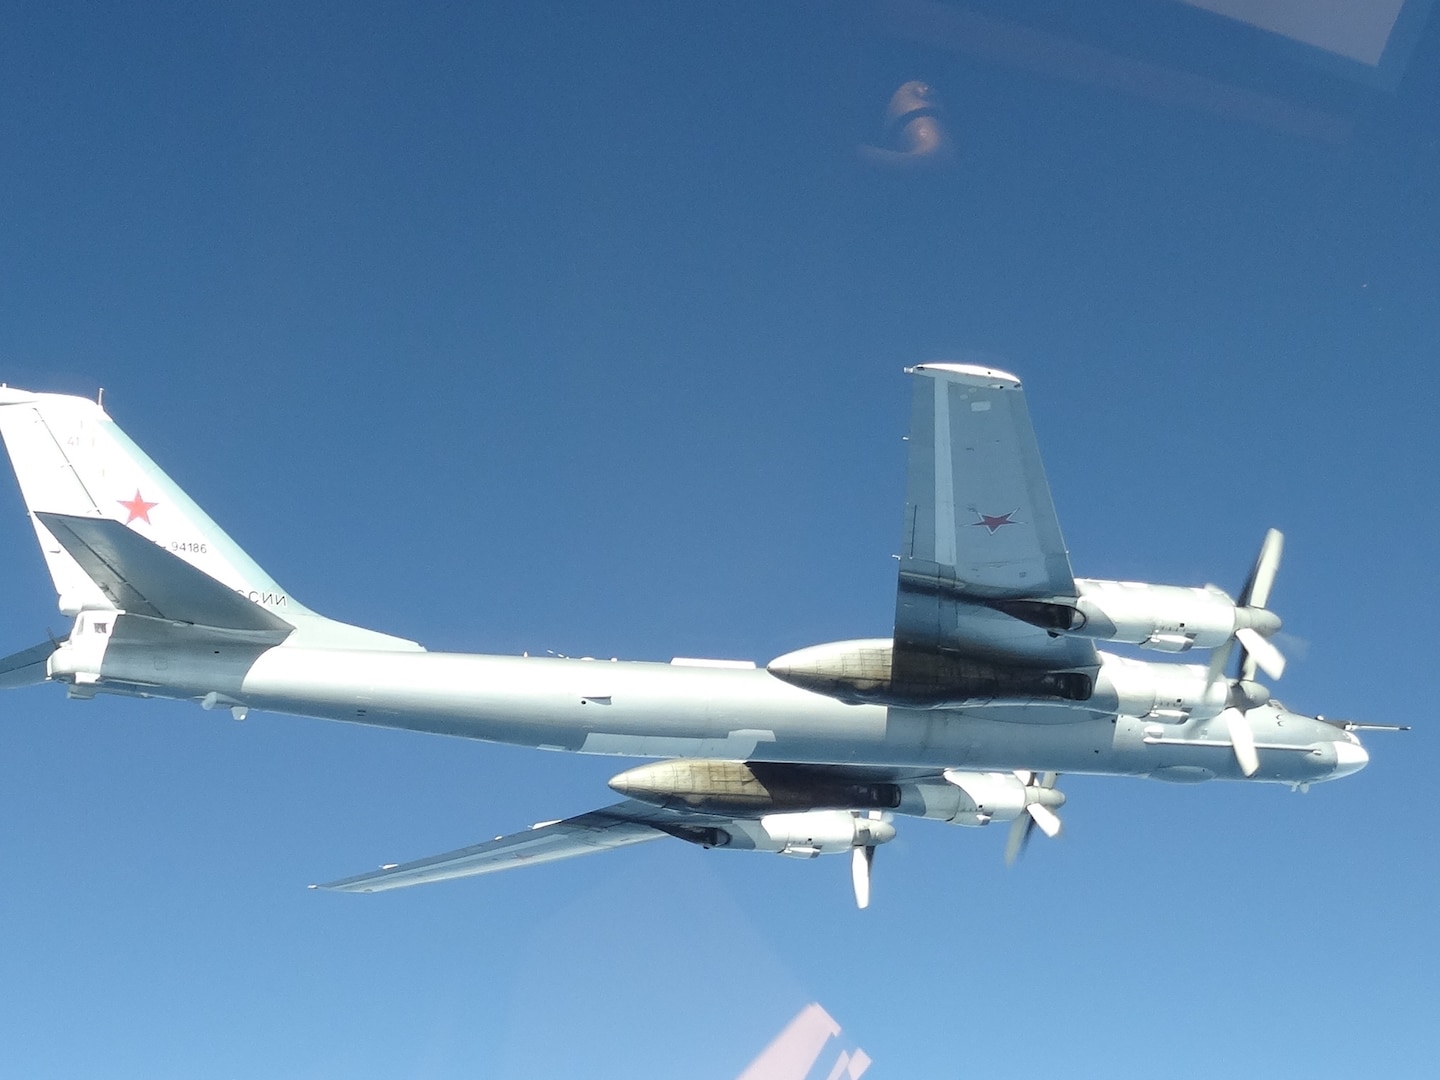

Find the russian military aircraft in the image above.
[{"left": 0, "top": 365, "right": 1388, "bottom": 908}]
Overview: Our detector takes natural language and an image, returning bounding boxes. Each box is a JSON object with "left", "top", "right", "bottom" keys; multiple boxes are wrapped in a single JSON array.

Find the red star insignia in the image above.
[
  {"left": 118, "top": 490, "right": 158, "bottom": 524},
  {"left": 971, "top": 510, "right": 1018, "bottom": 533}
]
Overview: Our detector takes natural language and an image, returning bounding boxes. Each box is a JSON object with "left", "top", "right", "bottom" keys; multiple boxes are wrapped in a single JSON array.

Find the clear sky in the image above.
[{"left": 1, "top": 3, "right": 1437, "bottom": 1077}]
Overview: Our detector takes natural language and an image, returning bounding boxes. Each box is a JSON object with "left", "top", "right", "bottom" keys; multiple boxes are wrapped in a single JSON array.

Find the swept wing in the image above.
[
  {"left": 314, "top": 762, "right": 1065, "bottom": 899},
  {"left": 315, "top": 801, "right": 686, "bottom": 893},
  {"left": 895, "top": 363, "right": 1097, "bottom": 672}
]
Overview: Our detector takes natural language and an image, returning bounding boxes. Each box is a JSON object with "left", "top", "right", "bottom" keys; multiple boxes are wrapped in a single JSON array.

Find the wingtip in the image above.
[{"left": 911, "top": 362, "right": 1021, "bottom": 387}]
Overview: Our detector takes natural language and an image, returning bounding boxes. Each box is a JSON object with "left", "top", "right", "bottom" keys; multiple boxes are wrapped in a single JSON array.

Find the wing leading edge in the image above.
[{"left": 314, "top": 801, "right": 677, "bottom": 893}]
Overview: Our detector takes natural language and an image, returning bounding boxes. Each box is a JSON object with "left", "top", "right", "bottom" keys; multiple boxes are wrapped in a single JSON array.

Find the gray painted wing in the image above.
[
  {"left": 895, "top": 364, "right": 1096, "bottom": 669},
  {"left": 317, "top": 766, "right": 944, "bottom": 895},
  {"left": 316, "top": 800, "right": 673, "bottom": 893},
  {"left": 37, "top": 512, "right": 293, "bottom": 633}
]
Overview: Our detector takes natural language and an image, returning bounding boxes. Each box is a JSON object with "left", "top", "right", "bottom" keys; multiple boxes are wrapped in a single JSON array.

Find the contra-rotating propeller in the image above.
[
  {"left": 1235, "top": 527, "right": 1286, "bottom": 682},
  {"left": 1004, "top": 771, "right": 1064, "bottom": 867},
  {"left": 1206, "top": 529, "right": 1286, "bottom": 777}
]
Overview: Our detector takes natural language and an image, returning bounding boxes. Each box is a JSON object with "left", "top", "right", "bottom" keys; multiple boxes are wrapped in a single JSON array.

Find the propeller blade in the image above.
[
  {"left": 1239, "top": 528, "right": 1284, "bottom": 610},
  {"left": 1004, "top": 813, "right": 1033, "bottom": 868},
  {"left": 1236, "top": 626, "right": 1285, "bottom": 681},
  {"left": 1026, "top": 802, "right": 1063, "bottom": 839},
  {"left": 1205, "top": 637, "right": 1234, "bottom": 693},
  {"left": 1223, "top": 706, "right": 1260, "bottom": 777},
  {"left": 851, "top": 845, "right": 874, "bottom": 909}
]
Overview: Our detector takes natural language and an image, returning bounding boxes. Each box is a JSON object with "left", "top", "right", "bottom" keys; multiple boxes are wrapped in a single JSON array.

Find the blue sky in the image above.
[{"left": 1, "top": 3, "right": 1437, "bottom": 1076}]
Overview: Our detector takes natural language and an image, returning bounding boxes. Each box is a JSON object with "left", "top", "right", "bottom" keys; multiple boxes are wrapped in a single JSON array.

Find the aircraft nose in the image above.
[{"left": 1331, "top": 738, "right": 1369, "bottom": 779}]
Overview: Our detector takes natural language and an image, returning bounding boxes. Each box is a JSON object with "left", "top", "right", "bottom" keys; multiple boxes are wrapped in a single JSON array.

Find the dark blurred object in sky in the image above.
[{"left": 860, "top": 80, "right": 954, "bottom": 169}]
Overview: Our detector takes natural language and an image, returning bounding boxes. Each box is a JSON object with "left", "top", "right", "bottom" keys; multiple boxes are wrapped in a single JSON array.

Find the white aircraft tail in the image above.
[{"left": 0, "top": 386, "right": 419, "bottom": 651}]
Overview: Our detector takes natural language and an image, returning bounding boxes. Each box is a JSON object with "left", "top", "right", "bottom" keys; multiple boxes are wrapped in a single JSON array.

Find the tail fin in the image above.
[{"left": 0, "top": 386, "right": 419, "bottom": 651}]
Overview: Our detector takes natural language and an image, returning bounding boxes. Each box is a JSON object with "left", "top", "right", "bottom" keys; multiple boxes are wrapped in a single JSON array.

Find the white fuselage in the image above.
[
  {"left": 45, "top": 608, "right": 1362, "bottom": 786},
  {"left": 171, "top": 646, "right": 1351, "bottom": 786}
]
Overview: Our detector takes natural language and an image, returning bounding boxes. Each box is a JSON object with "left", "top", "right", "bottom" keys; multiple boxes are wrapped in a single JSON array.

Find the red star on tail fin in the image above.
[
  {"left": 118, "top": 490, "right": 157, "bottom": 524},
  {"left": 971, "top": 511, "right": 1017, "bottom": 533}
]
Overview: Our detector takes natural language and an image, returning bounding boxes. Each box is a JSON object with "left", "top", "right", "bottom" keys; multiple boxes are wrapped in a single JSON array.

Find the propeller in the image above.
[
  {"left": 1204, "top": 529, "right": 1286, "bottom": 777},
  {"left": 1004, "top": 772, "right": 1064, "bottom": 867},
  {"left": 1222, "top": 706, "right": 1260, "bottom": 777},
  {"left": 1234, "top": 528, "right": 1286, "bottom": 681},
  {"left": 850, "top": 810, "right": 891, "bottom": 909},
  {"left": 851, "top": 844, "right": 875, "bottom": 909}
]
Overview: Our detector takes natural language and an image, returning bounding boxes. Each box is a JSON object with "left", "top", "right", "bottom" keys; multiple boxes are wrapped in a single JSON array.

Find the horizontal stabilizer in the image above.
[
  {"left": 315, "top": 801, "right": 667, "bottom": 893},
  {"left": 0, "top": 638, "right": 61, "bottom": 689},
  {"left": 37, "top": 513, "right": 293, "bottom": 633}
]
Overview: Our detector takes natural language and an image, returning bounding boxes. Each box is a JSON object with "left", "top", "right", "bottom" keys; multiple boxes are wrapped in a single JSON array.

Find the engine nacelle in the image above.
[
  {"left": 1075, "top": 579, "right": 1248, "bottom": 650},
  {"left": 608, "top": 759, "right": 901, "bottom": 815},
  {"left": 1089, "top": 652, "right": 1267, "bottom": 721},
  {"left": 767, "top": 638, "right": 1091, "bottom": 708},
  {"left": 995, "top": 580, "right": 1279, "bottom": 653},
  {"left": 893, "top": 770, "right": 1064, "bottom": 828},
  {"left": 756, "top": 810, "right": 895, "bottom": 858}
]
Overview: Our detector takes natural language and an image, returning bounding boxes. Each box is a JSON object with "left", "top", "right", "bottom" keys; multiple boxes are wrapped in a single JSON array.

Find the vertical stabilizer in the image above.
[{"left": 0, "top": 387, "right": 420, "bottom": 651}]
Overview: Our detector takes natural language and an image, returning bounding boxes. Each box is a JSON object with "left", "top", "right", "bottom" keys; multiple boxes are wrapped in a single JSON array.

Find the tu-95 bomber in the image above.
[{"left": 0, "top": 364, "right": 1398, "bottom": 907}]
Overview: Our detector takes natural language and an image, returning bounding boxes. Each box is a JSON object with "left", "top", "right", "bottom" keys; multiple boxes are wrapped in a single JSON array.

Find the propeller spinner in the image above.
[{"left": 1004, "top": 772, "right": 1064, "bottom": 867}]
